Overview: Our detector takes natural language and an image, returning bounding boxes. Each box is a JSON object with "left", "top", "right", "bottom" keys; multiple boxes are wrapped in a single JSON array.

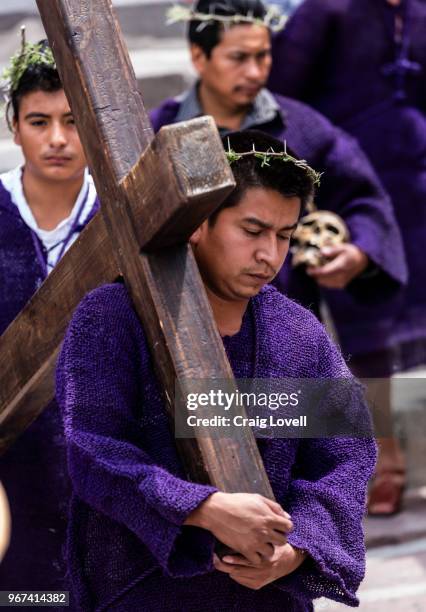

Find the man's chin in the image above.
[
  {"left": 42, "top": 167, "right": 82, "bottom": 182},
  {"left": 236, "top": 282, "right": 268, "bottom": 299},
  {"left": 233, "top": 90, "right": 261, "bottom": 107}
]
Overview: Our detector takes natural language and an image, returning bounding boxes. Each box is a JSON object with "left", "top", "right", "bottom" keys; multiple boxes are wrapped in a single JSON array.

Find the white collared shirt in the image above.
[{"left": 0, "top": 166, "right": 97, "bottom": 274}]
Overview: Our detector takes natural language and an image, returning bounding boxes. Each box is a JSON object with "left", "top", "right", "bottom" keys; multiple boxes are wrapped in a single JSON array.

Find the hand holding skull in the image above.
[
  {"left": 291, "top": 211, "right": 368, "bottom": 289},
  {"left": 306, "top": 243, "right": 369, "bottom": 289}
]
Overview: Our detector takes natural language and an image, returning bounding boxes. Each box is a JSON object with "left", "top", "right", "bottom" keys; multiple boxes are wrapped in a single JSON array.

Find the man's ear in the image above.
[
  {"left": 190, "top": 44, "right": 208, "bottom": 75},
  {"left": 12, "top": 119, "right": 21, "bottom": 146},
  {"left": 189, "top": 221, "right": 207, "bottom": 246}
]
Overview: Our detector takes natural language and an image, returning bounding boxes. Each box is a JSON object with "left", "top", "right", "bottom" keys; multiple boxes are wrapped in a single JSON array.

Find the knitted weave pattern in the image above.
[{"left": 56, "top": 282, "right": 376, "bottom": 611}]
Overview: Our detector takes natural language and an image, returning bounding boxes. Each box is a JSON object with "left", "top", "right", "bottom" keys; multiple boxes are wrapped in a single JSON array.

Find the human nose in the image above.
[
  {"left": 255, "top": 236, "right": 281, "bottom": 269},
  {"left": 245, "top": 57, "right": 263, "bottom": 81},
  {"left": 48, "top": 121, "right": 67, "bottom": 148}
]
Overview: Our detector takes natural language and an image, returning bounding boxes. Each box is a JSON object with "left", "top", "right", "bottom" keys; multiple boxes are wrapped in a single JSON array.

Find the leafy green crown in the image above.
[
  {"left": 2, "top": 26, "right": 56, "bottom": 94},
  {"left": 225, "top": 140, "right": 322, "bottom": 186},
  {"left": 166, "top": 3, "right": 287, "bottom": 33}
]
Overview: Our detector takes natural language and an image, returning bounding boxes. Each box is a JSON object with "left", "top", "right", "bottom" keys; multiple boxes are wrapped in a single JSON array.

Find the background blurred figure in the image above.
[
  {"left": 268, "top": 0, "right": 426, "bottom": 515},
  {"left": 0, "top": 37, "right": 99, "bottom": 589}
]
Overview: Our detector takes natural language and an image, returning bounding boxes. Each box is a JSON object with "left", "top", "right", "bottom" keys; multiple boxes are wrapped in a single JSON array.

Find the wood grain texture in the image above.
[
  {"left": 28, "top": 0, "right": 274, "bottom": 499},
  {"left": 0, "top": 215, "right": 117, "bottom": 453},
  {"left": 123, "top": 118, "right": 235, "bottom": 250}
]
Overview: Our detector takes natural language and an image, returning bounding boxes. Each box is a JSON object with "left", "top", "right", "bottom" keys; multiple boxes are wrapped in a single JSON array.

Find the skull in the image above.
[{"left": 291, "top": 211, "right": 349, "bottom": 268}]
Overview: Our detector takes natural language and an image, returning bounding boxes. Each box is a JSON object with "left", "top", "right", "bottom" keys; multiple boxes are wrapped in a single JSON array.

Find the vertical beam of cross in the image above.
[{"left": 34, "top": 0, "right": 274, "bottom": 497}]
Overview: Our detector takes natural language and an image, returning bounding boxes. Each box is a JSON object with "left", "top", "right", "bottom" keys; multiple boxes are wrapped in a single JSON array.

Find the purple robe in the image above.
[
  {"left": 268, "top": 0, "right": 426, "bottom": 374},
  {"left": 150, "top": 93, "right": 408, "bottom": 370},
  {"left": 0, "top": 181, "right": 99, "bottom": 591},
  {"left": 56, "top": 281, "right": 376, "bottom": 610}
]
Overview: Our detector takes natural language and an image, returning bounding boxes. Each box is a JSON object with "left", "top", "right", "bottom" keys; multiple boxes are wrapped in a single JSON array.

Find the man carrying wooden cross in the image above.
[
  {"left": 0, "top": 37, "right": 99, "bottom": 590},
  {"left": 58, "top": 130, "right": 376, "bottom": 610}
]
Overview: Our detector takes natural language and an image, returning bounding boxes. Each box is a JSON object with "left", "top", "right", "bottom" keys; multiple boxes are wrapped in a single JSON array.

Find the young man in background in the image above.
[{"left": 0, "top": 37, "right": 99, "bottom": 590}]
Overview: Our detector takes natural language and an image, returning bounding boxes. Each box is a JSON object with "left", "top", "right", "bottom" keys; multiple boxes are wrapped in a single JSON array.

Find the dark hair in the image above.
[
  {"left": 7, "top": 40, "right": 62, "bottom": 129},
  {"left": 210, "top": 130, "right": 315, "bottom": 224},
  {"left": 188, "top": 0, "right": 267, "bottom": 57}
]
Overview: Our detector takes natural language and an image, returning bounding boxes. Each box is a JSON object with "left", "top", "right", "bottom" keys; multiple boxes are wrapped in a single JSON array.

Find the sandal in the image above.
[{"left": 368, "top": 468, "right": 405, "bottom": 516}]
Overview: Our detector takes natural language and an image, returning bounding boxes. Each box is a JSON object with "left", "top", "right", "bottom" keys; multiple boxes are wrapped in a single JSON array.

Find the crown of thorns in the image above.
[
  {"left": 2, "top": 26, "right": 56, "bottom": 95},
  {"left": 225, "top": 141, "right": 322, "bottom": 186},
  {"left": 166, "top": 3, "right": 287, "bottom": 32}
]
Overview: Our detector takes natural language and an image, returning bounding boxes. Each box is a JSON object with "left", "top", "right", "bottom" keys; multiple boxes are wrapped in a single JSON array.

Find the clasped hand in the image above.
[
  {"left": 213, "top": 544, "right": 306, "bottom": 590},
  {"left": 184, "top": 491, "right": 305, "bottom": 590}
]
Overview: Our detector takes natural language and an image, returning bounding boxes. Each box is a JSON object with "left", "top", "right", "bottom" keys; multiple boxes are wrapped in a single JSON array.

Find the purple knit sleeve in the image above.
[
  {"left": 56, "top": 284, "right": 217, "bottom": 578},
  {"left": 273, "top": 329, "right": 377, "bottom": 606}
]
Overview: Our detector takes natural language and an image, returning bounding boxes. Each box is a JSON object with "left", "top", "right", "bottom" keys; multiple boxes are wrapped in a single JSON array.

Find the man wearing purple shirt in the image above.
[
  {"left": 0, "top": 39, "right": 99, "bottom": 591},
  {"left": 268, "top": 0, "right": 426, "bottom": 514},
  {"left": 57, "top": 131, "right": 376, "bottom": 610}
]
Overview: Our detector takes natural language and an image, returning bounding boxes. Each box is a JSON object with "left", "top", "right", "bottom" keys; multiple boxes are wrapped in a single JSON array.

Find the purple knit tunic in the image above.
[
  {"left": 268, "top": 0, "right": 426, "bottom": 374},
  {"left": 56, "top": 282, "right": 376, "bottom": 611},
  {"left": 0, "top": 181, "right": 99, "bottom": 591},
  {"left": 150, "top": 93, "right": 408, "bottom": 369}
]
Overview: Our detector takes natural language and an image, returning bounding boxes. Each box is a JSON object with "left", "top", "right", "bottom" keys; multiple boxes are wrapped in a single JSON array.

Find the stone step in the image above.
[
  {"left": 0, "top": 1, "right": 183, "bottom": 38},
  {"left": 392, "top": 371, "right": 426, "bottom": 489}
]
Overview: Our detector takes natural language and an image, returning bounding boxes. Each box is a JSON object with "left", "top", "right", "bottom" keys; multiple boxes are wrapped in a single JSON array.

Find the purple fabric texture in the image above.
[
  {"left": 0, "top": 180, "right": 99, "bottom": 591},
  {"left": 150, "top": 94, "right": 408, "bottom": 366},
  {"left": 268, "top": 0, "right": 426, "bottom": 374},
  {"left": 56, "top": 282, "right": 376, "bottom": 611}
]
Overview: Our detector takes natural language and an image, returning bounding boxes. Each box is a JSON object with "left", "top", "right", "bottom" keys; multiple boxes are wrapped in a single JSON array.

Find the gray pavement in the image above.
[
  {"left": 365, "top": 487, "right": 426, "bottom": 548},
  {"left": 317, "top": 536, "right": 426, "bottom": 611}
]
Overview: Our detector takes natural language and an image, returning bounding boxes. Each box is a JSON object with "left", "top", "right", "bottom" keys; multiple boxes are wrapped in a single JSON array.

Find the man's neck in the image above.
[
  {"left": 198, "top": 83, "right": 248, "bottom": 132},
  {"left": 22, "top": 168, "right": 84, "bottom": 231},
  {"left": 205, "top": 286, "right": 249, "bottom": 337}
]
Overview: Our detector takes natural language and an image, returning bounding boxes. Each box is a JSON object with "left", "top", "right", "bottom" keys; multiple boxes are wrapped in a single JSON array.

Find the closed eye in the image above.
[
  {"left": 230, "top": 53, "right": 247, "bottom": 63},
  {"left": 256, "top": 50, "right": 271, "bottom": 61},
  {"left": 244, "top": 228, "right": 261, "bottom": 237}
]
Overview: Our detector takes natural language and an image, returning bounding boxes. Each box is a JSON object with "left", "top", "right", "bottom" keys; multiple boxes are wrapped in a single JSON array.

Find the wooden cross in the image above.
[{"left": 0, "top": 0, "right": 274, "bottom": 500}]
